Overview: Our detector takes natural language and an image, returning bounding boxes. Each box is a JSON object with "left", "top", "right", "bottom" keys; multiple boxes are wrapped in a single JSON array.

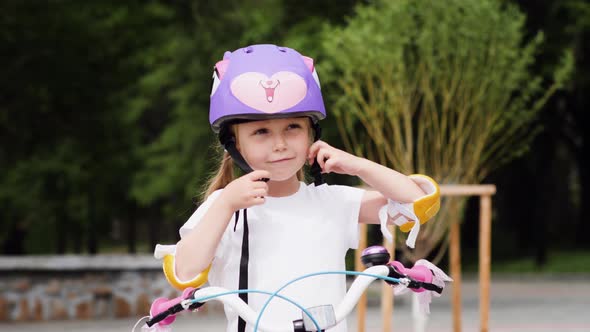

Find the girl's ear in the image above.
[
  {"left": 307, "top": 118, "right": 315, "bottom": 143},
  {"left": 233, "top": 124, "right": 240, "bottom": 151}
]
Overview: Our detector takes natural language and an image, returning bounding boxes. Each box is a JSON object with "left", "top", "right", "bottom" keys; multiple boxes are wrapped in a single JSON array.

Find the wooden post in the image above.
[
  {"left": 356, "top": 223, "right": 368, "bottom": 332},
  {"left": 479, "top": 195, "right": 492, "bottom": 332},
  {"left": 449, "top": 218, "right": 462, "bottom": 332},
  {"left": 442, "top": 185, "right": 496, "bottom": 332},
  {"left": 381, "top": 225, "right": 395, "bottom": 332}
]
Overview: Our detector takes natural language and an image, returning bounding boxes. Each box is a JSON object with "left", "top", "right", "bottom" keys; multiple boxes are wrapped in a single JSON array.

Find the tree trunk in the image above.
[
  {"left": 48, "top": 173, "right": 68, "bottom": 254},
  {"left": 72, "top": 222, "right": 83, "bottom": 253},
  {"left": 575, "top": 93, "right": 590, "bottom": 248},
  {"left": 575, "top": 29, "right": 590, "bottom": 248},
  {"left": 87, "top": 190, "right": 98, "bottom": 254},
  {"left": 2, "top": 220, "right": 27, "bottom": 255},
  {"left": 148, "top": 206, "right": 160, "bottom": 253},
  {"left": 533, "top": 134, "right": 553, "bottom": 267},
  {"left": 577, "top": 151, "right": 590, "bottom": 248},
  {"left": 127, "top": 202, "right": 137, "bottom": 254},
  {"left": 56, "top": 211, "right": 67, "bottom": 254}
]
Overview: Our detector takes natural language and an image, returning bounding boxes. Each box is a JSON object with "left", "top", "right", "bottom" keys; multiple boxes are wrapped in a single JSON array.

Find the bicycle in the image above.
[{"left": 133, "top": 245, "right": 452, "bottom": 332}]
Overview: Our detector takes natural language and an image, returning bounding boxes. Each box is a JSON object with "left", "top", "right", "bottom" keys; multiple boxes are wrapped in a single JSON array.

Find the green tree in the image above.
[
  {"left": 319, "top": 0, "right": 572, "bottom": 261},
  {"left": 0, "top": 0, "right": 362, "bottom": 254},
  {"left": 513, "top": 0, "right": 590, "bottom": 251},
  {"left": 0, "top": 1, "right": 150, "bottom": 253}
]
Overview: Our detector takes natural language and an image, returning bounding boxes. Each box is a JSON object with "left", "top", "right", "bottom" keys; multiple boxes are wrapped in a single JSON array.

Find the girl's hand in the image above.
[
  {"left": 308, "top": 140, "right": 366, "bottom": 176},
  {"left": 220, "top": 170, "right": 270, "bottom": 211}
]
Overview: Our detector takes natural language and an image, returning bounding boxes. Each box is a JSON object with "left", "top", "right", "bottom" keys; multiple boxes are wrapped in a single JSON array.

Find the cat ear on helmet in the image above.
[
  {"left": 302, "top": 56, "right": 321, "bottom": 89},
  {"left": 211, "top": 60, "right": 230, "bottom": 96},
  {"left": 215, "top": 60, "right": 230, "bottom": 80},
  {"left": 302, "top": 56, "right": 314, "bottom": 72}
]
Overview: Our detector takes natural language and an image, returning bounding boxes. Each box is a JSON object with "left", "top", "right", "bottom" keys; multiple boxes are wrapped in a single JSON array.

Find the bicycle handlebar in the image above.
[
  {"left": 143, "top": 264, "right": 447, "bottom": 332},
  {"left": 141, "top": 245, "right": 452, "bottom": 331}
]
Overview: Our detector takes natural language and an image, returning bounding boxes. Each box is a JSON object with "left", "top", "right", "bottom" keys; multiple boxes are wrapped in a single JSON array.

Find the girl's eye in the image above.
[
  {"left": 287, "top": 123, "right": 302, "bottom": 130},
  {"left": 253, "top": 128, "right": 269, "bottom": 135}
]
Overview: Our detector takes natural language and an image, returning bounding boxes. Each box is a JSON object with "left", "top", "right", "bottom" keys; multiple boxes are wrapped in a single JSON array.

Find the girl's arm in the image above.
[
  {"left": 175, "top": 198, "right": 235, "bottom": 280},
  {"left": 308, "top": 141, "right": 434, "bottom": 225},
  {"left": 175, "top": 170, "right": 270, "bottom": 281},
  {"left": 356, "top": 162, "right": 424, "bottom": 225}
]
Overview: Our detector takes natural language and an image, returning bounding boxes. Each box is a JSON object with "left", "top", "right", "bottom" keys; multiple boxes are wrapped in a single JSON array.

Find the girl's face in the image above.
[{"left": 236, "top": 117, "right": 311, "bottom": 182}]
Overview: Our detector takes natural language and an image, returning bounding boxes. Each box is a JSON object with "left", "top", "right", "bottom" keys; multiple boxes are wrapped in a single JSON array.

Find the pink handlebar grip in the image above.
[
  {"left": 388, "top": 261, "right": 433, "bottom": 293},
  {"left": 149, "top": 287, "right": 195, "bottom": 326}
]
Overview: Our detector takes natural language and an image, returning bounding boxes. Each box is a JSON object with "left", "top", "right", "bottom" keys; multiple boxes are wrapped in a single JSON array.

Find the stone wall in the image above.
[{"left": 0, "top": 255, "right": 219, "bottom": 322}]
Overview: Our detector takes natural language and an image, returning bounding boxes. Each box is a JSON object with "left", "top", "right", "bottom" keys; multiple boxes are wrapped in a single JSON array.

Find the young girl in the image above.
[{"left": 160, "top": 44, "right": 440, "bottom": 332}]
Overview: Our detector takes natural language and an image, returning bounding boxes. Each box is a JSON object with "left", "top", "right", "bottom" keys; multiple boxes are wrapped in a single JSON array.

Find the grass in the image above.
[
  {"left": 484, "top": 250, "right": 590, "bottom": 274},
  {"left": 97, "top": 244, "right": 590, "bottom": 275}
]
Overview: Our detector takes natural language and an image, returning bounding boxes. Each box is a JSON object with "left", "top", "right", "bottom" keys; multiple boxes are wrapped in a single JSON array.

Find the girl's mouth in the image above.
[{"left": 269, "top": 157, "right": 294, "bottom": 163}]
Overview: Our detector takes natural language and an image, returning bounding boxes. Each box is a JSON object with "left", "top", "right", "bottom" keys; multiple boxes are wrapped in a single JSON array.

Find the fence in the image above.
[{"left": 0, "top": 255, "right": 177, "bottom": 321}]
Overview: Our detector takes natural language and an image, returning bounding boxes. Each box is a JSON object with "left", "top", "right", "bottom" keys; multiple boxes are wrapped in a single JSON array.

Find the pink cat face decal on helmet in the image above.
[
  {"left": 230, "top": 71, "right": 307, "bottom": 114},
  {"left": 208, "top": 44, "right": 326, "bottom": 133}
]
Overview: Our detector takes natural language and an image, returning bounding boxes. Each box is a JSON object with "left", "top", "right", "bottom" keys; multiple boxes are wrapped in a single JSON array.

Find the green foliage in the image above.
[
  {"left": 318, "top": 0, "right": 573, "bottom": 259},
  {"left": 127, "top": 0, "right": 287, "bottom": 209},
  {"left": 4, "top": 0, "right": 580, "bottom": 257},
  {"left": 0, "top": 1, "right": 151, "bottom": 253},
  {"left": 0, "top": 0, "right": 363, "bottom": 253},
  {"left": 321, "top": 0, "right": 572, "bottom": 180}
]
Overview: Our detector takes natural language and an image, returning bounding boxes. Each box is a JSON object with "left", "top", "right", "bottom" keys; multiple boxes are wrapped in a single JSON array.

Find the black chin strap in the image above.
[
  {"left": 309, "top": 122, "right": 324, "bottom": 186},
  {"left": 219, "top": 121, "right": 324, "bottom": 332},
  {"left": 235, "top": 209, "right": 249, "bottom": 332},
  {"left": 220, "top": 139, "right": 254, "bottom": 174}
]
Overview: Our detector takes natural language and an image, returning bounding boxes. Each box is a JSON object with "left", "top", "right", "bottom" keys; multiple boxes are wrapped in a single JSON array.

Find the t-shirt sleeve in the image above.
[
  {"left": 178, "top": 190, "right": 228, "bottom": 259},
  {"left": 179, "top": 190, "right": 223, "bottom": 238},
  {"left": 325, "top": 184, "right": 365, "bottom": 249}
]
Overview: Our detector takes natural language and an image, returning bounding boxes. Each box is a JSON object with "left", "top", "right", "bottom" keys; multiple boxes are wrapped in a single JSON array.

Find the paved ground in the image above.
[{"left": 1, "top": 275, "right": 589, "bottom": 331}]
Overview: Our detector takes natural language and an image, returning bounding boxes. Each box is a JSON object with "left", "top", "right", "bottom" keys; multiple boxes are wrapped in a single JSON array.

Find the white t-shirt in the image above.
[{"left": 179, "top": 182, "right": 365, "bottom": 332}]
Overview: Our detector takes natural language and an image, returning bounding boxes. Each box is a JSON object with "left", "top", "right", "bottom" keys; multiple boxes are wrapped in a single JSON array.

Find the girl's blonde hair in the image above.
[
  {"left": 202, "top": 149, "right": 236, "bottom": 199},
  {"left": 201, "top": 120, "right": 311, "bottom": 201}
]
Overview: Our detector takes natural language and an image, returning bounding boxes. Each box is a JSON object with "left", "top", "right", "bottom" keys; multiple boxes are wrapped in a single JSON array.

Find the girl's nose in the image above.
[{"left": 273, "top": 135, "right": 287, "bottom": 151}]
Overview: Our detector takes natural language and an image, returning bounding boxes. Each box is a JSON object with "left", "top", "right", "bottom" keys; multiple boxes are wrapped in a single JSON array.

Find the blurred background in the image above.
[{"left": 1, "top": 0, "right": 589, "bottom": 328}]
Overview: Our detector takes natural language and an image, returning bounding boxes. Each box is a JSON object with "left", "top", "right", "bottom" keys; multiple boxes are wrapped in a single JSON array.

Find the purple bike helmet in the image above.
[
  {"left": 209, "top": 44, "right": 326, "bottom": 133},
  {"left": 209, "top": 44, "right": 326, "bottom": 185}
]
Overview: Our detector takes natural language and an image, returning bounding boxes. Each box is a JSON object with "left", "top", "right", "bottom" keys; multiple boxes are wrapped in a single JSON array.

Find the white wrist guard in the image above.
[{"left": 379, "top": 174, "right": 441, "bottom": 248}]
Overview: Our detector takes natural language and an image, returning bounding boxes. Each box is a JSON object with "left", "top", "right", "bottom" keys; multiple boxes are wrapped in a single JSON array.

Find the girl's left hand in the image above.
[{"left": 308, "top": 140, "right": 366, "bottom": 176}]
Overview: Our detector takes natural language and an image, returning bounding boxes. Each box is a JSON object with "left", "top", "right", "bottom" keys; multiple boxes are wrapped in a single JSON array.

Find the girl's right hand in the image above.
[{"left": 220, "top": 170, "right": 270, "bottom": 211}]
